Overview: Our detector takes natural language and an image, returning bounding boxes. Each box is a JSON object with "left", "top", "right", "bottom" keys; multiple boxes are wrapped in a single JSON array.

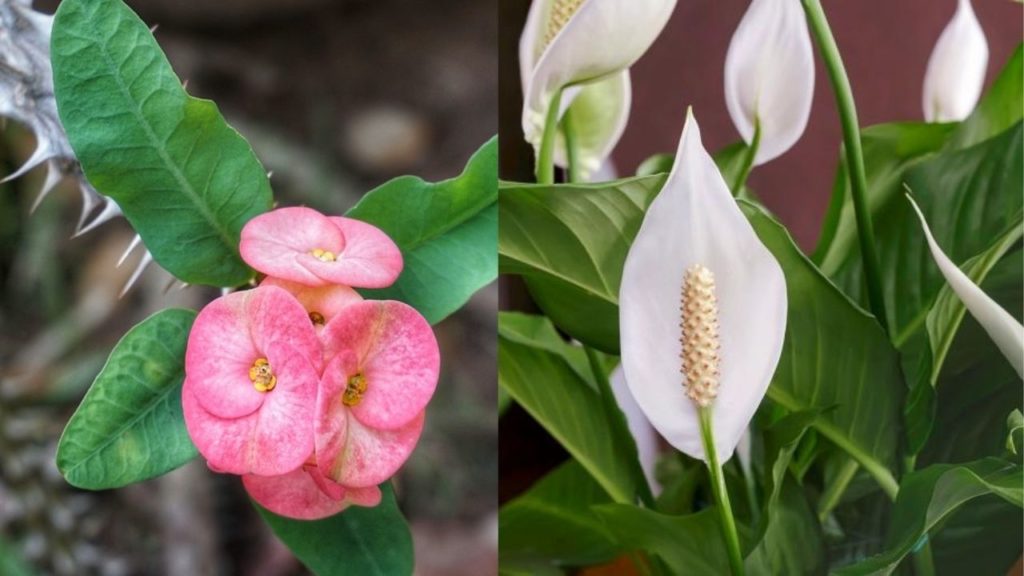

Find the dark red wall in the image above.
[{"left": 613, "top": 0, "right": 1022, "bottom": 249}]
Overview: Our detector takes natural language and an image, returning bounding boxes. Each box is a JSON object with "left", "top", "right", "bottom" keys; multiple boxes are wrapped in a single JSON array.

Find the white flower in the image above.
[
  {"left": 609, "top": 365, "right": 661, "bottom": 493},
  {"left": 724, "top": 0, "right": 815, "bottom": 165},
  {"left": 922, "top": 0, "right": 988, "bottom": 122},
  {"left": 906, "top": 194, "right": 1022, "bottom": 378},
  {"left": 520, "top": 0, "right": 675, "bottom": 172},
  {"left": 619, "top": 109, "right": 787, "bottom": 462}
]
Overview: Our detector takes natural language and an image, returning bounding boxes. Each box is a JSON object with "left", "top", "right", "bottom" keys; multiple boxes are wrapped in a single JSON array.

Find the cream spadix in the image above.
[
  {"left": 724, "top": 0, "right": 814, "bottom": 165},
  {"left": 922, "top": 0, "right": 988, "bottom": 122},
  {"left": 906, "top": 195, "right": 1023, "bottom": 378},
  {"left": 520, "top": 0, "right": 675, "bottom": 171},
  {"left": 619, "top": 109, "right": 787, "bottom": 462}
]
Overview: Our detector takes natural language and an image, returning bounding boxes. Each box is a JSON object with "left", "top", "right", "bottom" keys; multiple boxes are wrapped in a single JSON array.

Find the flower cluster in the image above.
[{"left": 182, "top": 207, "right": 440, "bottom": 520}]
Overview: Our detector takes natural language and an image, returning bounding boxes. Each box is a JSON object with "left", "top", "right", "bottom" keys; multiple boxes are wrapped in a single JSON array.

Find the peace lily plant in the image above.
[{"left": 500, "top": 0, "right": 1023, "bottom": 574}]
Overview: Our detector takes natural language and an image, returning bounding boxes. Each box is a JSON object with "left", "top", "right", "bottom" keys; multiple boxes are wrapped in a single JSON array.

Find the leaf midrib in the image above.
[{"left": 92, "top": 28, "right": 237, "bottom": 254}]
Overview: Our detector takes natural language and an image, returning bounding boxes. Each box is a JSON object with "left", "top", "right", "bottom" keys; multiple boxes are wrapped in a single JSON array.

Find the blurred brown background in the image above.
[
  {"left": 1, "top": 0, "right": 496, "bottom": 574},
  {"left": 500, "top": 0, "right": 1023, "bottom": 250}
]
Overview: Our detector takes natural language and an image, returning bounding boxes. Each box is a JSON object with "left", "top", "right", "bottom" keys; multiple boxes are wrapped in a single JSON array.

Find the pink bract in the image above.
[
  {"left": 316, "top": 300, "right": 440, "bottom": 487},
  {"left": 182, "top": 286, "right": 321, "bottom": 476},
  {"left": 243, "top": 464, "right": 382, "bottom": 520},
  {"left": 261, "top": 277, "right": 363, "bottom": 332},
  {"left": 239, "top": 206, "right": 403, "bottom": 288}
]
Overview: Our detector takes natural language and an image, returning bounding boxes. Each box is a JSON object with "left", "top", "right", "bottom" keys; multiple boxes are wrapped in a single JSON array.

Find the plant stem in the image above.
[
  {"left": 535, "top": 89, "right": 563, "bottom": 185},
  {"left": 699, "top": 407, "right": 745, "bottom": 576},
  {"left": 731, "top": 120, "right": 761, "bottom": 196},
  {"left": 563, "top": 106, "right": 584, "bottom": 184},
  {"left": 817, "top": 458, "right": 858, "bottom": 522},
  {"left": 801, "top": 0, "right": 888, "bottom": 332}
]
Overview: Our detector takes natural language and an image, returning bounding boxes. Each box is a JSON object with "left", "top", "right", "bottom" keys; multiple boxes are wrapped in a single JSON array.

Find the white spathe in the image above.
[
  {"left": 619, "top": 109, "right": 787, "bottom": 462},
  {"left": 609, "top": 364, "right": 662, "bottom": 493},
  {"left": 724, "top": 0, "right": 815, "bottom": 165},
  {"left": 906, "top": 195, "right": 1023, "bottom": 378},
  {"left": 922, "top": 0, "right": 988, "bottom": 122},
  {"left": 520, "top": 0, "right": 675, "bottom": 173}
]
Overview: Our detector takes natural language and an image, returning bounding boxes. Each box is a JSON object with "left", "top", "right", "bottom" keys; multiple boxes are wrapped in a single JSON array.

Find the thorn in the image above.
[
  {"left": 2, "top": 145, "right": 50, "bottom": 183},
  {"left": 177, "top": 282, "right": 190, "bottom": 291},
  {"left": 117, "top": 234, "right": 144, "bottom": 268},
  {"left": 119, "top": 251, "right": 153, "bottom": 298},
  {"left": 182, "top": 79, "right": 189, "bottom": 91},
  {"left": 266, "top": 171, "right": 274, "bottom": 179},
  {"left": 150, "top": 24, "right": 159, "bottom": 34},
  {"left": 30, "top": 161, "right": 64, "bottom": 213},
  {"left": 74, "top": 199, "right": 121, "bottom": 237}
]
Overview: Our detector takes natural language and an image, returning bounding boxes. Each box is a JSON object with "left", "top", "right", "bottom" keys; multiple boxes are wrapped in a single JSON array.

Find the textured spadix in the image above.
[
  {"left": 520, "top": 0, "right": 675, "bottom": 169},
  {"left": 619, "top": 109, "right": 787, "bottom": 462},
  {"left": 724, "top": 0, "right": 814, "bottom": 165},
  {"left": 519, "top": 1, "right": 633, "bottom": 178},
  {"left": 922, "top": 0, "right": 988, "bottom": 122},
  {"left": 907, "top": 195, "right": 1022, "bottom": 378}
]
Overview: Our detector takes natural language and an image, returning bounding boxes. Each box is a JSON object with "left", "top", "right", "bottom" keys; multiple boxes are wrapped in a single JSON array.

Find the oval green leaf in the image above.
[
  {"left": 52, "top": 0, "right": 272, "bottom": 287},
  {"left": 347, "top": 137, "right": 497, "bottom": 325},
  {"left": 56, "top": 308, "right": 197, "bottom": 489}
]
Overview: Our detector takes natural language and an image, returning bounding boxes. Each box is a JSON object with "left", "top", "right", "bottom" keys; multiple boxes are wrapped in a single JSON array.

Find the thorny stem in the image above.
[
  {"left": 535, "top": 89, "right": 563, "bottom": 185},
  {"left": 801, "top": 0, "right": 889, "bottom": 333},
  {"left": 699, "top": 407, "right": 745, "bottom": 576},
  {"left": 731, "top": 120, "right": 761, "bottom": 196}
]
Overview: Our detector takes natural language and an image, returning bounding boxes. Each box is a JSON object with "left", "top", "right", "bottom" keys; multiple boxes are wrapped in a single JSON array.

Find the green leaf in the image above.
[
  {"left": 56, "top": 309, "right": 197, "bottom": 489},
  {"left": 499, "top": 460, "right": 619, "bottom": 573},
  {"left": 930, "top": 494, "right": 1023, "bottom": 576},
  {"left": 499, "top": 175, "right": 665, "bottom": 353},
  {"left": 835, "top": 458, "right": 1022, "bottom": 576},
  {"left": 498, "top": 312, "right": 649, "bottom": 505},
  {"left": 0, "top": 538, "right": 34, "bottom": 576},
  {"left": 257, "top": 482, "right": 413, "bottom": 576},
  {"left": 52, "top": 0, "right": 272, "bottom": 287},
  {"left": 592, "top": 505, "right": 731, "bottom": 575},
  {"left": 743, "top": 201, "right": 905, "bottom": 496},
  {"left": 348, "top": 137, "right": 497, "bottom": 325}
]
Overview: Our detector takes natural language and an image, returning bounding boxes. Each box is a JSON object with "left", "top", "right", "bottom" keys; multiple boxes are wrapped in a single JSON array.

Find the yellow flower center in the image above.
[
  {"left": 311, "top": 248, "right": 336, "bottom": 262},
  {"left": 249, "top": 358, "right": 277, "bottom": 393},
  {"left": 342, "top": 372, "right": 368, "bottom": 407},
  {"left": 544, "top": 0, "right": 586, "bottom": 48},
  {"left": 680, "top": 265, "right": 720, "bottom": 408},
  {"left": 309, "top": 311, "right": 326, "bottom": 326}
]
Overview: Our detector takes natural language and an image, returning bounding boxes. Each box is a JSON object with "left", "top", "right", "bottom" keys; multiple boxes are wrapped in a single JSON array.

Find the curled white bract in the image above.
[
  {"left": 724, "top": 0, "right": 815, "bottom": 165},
  {"left": 906, "top": 195, "right": 1023, "bottom": 378},
  {"left": 520, "top": 0, "right": 675, "bottom": 176},
  {"left": 619, "top": 109, "right": 787, "bottom": 462}
]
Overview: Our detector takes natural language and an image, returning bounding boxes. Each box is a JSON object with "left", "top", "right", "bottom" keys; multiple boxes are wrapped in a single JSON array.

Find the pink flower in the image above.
[
  {"left": 239, "top": 207, "right": 403, "bottom": 288},
  {"left": 261, "top": 277, "right": 363, "bottom": 332},
  {"left": 243, "top": 461, "right": 382, "bottom": 520},
  {"left": 182, "top": 285, "right": 322, "bottom": 476},
  {"left": 315, "top": 300, "right": 440, "bottom": 487}
]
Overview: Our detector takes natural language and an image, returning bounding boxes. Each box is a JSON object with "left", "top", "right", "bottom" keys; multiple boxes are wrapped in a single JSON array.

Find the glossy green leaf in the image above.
[
  {"left": 499, "top": 460, "right": 619, "bottom": 573},
  {"left": 930, "top": 494, "right": 1023, "bottom": 576},
  {"left": 835, "top": 458, "right": 1022, "bottom": 576},
  {"left": 743, "top": 201, "right": 905, "bottom": 496},
  {"left": 56, "top": 309, "right": 197, "bottom": 489},
  {"left": 52, "top": 0, "right": 272, "bottom": 287},
  {"left": 592, "top": 506, "right": 732, "bottom": 575},
  {"left": 1007, "top": 410, "right": 1023, "bottom": 456},
  {"left": 257, "top": 482, "right": 413, "bottom": 576},
  {"left": 499, "top": 175, "right": 664, "bottom": 353},
  {"left": 348, "top": 137, "right": 497, "bottom": 325},
  {"left": 498, "top": 312, "right": 648, "bottom": 504}
]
